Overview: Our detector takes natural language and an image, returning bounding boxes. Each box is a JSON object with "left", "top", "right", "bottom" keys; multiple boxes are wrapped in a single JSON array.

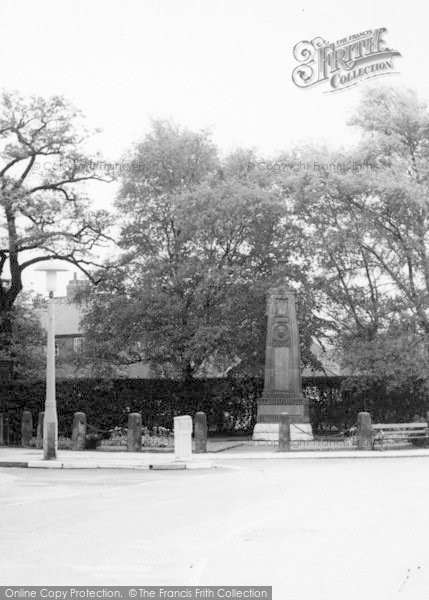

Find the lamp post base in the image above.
[{"left": 43, "top": 421, "right": 58, "bottom": 460}]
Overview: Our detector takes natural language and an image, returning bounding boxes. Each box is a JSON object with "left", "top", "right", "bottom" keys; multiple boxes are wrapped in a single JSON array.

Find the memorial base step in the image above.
[{"left": 253, "top": 422, "right": 313, "bottom": 442}]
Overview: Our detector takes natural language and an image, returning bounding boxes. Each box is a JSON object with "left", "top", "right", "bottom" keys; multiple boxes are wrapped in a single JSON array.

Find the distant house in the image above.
[
  {"left": 34, "top": 274, "right": 152, "bottom": 378},
  {"left": 34, "top": 274, "right": 88, "bottom": 377}
]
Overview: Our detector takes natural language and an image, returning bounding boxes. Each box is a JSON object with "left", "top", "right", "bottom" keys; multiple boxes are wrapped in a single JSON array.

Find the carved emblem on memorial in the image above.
[{"left": 272, "top": 323, "right": 290, "bottom": 346}]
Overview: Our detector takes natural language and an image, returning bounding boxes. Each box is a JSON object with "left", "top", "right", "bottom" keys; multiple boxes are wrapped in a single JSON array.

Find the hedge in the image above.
[{"left": 1, "top": 376, "right": 428, "bottom": 443}]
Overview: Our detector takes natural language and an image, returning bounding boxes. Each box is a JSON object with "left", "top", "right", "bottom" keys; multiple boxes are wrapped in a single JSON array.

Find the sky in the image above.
[{"left": 0, "top": 0, "right": 427, "bottom": 293}]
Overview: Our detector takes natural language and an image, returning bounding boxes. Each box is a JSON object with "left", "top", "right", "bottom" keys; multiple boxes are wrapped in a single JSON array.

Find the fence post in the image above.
[
  {"left": 194, "top": 412, "right": 207, "bottom": 453},
  {"left": 279, "top": 412, "right": 292, "bottom": 452},
  {"left": 36, "top": 411, "right": 44, "bottom": 449},
  {"left": 174, "top": 415, "right": 192, "bottom": 460},
  {"left": 0, "top": 413, "right": 4, "bottom": 446},
  {"left": 127, "top": 412, "right": 142, "bottom": 452},
  {"left": 21, "top": 410, "right": 33, "bottom": 447},
  {"left": 357, "top": 411, "right": 373, "bottom": 450},
  {"left": 71, "top": 412, "right": 87, "bottom": 451}
]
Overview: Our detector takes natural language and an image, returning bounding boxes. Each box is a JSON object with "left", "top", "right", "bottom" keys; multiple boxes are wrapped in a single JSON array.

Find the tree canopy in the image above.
[
  {"left": 81, "top": 121, "right": 323, "bottom": 379},
  {"left": 289, "top": 86, "right": 429, "bottom": 389},
  {"left": 6, "top": 85, "right": 429, "bottom": 391},
  {"left": 0, "top": 91, "right": 113, "bottom": 371}
]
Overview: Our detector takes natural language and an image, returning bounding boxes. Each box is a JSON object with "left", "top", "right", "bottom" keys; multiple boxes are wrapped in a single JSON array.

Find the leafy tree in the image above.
[
  {"left": 0, "top": 293, "right": 45, "bottom": 380},
  {"left": 0, "top": 91, "right": 113, "bottom": 369},
  {"left": 82, "top": 122, "right": 322, "bottom": 379},
  {"left": 290, "top": 86, "right": 429, "bottom": 390}
]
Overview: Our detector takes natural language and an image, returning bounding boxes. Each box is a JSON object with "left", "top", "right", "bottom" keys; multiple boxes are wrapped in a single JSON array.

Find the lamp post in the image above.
[{"left": 35, "top": 261, "right": 68, "bottom": 459}]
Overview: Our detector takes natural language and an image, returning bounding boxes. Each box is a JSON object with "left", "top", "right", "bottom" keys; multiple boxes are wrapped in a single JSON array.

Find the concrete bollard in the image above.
[
  {"left": 357, "top": 411, "right": 373, "bottom": 450},
  {"left": 174, "top": 415, "right": 192, "bottom": 460},
  {"left": 279, "top": 412, "right": 292, "bottom": 451},
  {"left": 194, "top": 411, "right": 207, "bottom": 453},
  {"left": 71, "top": 412, "right": 87, "bottom": 450},
  {"left": 127, "top": 412, "right": 142, "bottom": 452},
  {"left": 36, "top": 411, "right": 44, "bottom": 449},
  {"left": 21, "top": 410, "right": 33, "bottom": 447}
]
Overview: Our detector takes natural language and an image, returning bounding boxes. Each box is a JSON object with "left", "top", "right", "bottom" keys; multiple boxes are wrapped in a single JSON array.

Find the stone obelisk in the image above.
[{"left": 253, "top": 284, "right": 313, "bottom": 441}]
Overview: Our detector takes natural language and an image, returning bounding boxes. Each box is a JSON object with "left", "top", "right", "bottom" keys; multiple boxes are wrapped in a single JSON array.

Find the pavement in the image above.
[
  {"left": 1, "top": 456, "right": 429, "bottom": 598},
  {"left": 1, "top": 442, "right": 429, "bottom": 469}
]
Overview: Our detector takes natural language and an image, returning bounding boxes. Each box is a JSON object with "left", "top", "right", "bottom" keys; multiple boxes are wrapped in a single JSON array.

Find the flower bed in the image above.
[
  {"left": 28, "top": 435, "right": 72, "bottom": 450},
  {"left": 99, "top": 425, "right": 174, "bottom": 449}
]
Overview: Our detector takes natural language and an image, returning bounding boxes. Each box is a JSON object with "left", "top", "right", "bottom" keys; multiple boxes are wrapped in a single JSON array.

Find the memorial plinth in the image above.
[{"left": 253, "top": 285, "right": 313, "bottom": 442}]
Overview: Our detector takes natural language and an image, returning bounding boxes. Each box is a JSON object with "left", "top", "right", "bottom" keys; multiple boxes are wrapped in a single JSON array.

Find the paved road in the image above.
[{"left": 1, "top": 458, "right": 428, "bottom": 599}]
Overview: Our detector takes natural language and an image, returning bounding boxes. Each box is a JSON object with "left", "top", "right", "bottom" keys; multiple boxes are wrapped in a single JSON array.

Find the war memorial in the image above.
[{"left": 253, "top": 284, "right": 313, "bottom": 443}]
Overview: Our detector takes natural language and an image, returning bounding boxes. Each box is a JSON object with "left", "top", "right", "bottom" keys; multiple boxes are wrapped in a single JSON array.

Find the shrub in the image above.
[
  {"left": 28, "top": 435, "right": 71, "bottom": 449},
  {"left": 58, "top": 435, "right": 72, "bottom": 449},
  {"left": 85, "top": 433, "right": 101, "bottom": 449}
]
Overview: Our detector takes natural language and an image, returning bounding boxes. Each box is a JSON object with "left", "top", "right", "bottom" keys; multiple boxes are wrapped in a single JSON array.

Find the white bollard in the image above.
[{"left": 174, "top": 415, "right": 193, "bottom": 460}]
